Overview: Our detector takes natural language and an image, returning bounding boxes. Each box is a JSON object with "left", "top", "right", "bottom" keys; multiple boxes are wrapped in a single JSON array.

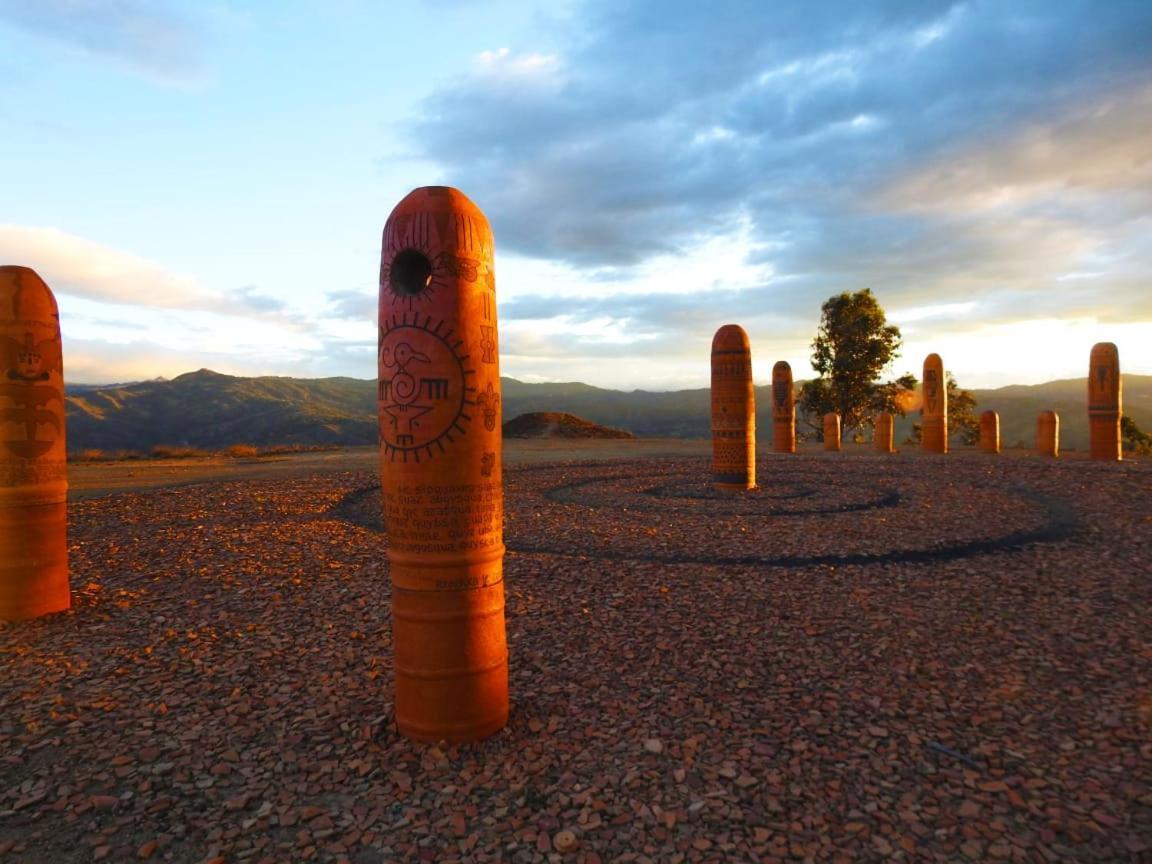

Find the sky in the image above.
[{"left": 1, "top": 0, "right": 1150, "bottom": 391}]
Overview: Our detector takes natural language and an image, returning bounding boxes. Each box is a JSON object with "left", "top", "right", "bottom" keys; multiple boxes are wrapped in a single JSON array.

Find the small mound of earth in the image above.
[{"left": 502, "top": 411, "right": 634, "bottom": 439}]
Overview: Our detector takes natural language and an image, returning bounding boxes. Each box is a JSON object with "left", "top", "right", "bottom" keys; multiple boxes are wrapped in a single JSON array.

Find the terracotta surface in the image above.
[
  {"left": 921, "top": 353, "right": 948, "bottom": 454},
  {"left": 823, "top": 412, "right": 841, "bottom": 452},
  {"left": 980, "top": 410, "right": 1001, "bottom": 454},
  {"left": 1088, "top": 342, "right": 1122, "bottom": 461},
  {"left": 0, "top": 266, "right": 69, "bottom": 621},
  {"left": 710, "top": 325, "right": 755, "bottom": 490},
  {"left": 874, "top": 412, "right": 895, "bottom": 454},
  {"left": 771, "top": 361, "right": 796, "bottom": 454},
  {"left": 1036, "top": 411, "right": 1060, "bottom": 458},
  {"left": 378, "top": 187, "right": 507, "bottom": 742}
]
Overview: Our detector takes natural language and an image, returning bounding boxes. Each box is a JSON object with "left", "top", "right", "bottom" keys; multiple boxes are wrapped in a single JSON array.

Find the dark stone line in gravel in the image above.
[
  {"left": 507, "top": 502, "right": 1074, "bottom": 568},
  {"left": 331, "top": 473, "right": 1078, "bottom": 569},
  {"left": 567, "top": 475, "right": 902, "bottom": 515}
]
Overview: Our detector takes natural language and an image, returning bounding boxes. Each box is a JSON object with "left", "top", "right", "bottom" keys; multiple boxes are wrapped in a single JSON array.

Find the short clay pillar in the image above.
[
  {"left": 711, "top": 325, "right": 755, "bottom": 490},
  {"left": 921, "top": 353, "right": 948, "bottom": 454},
  {"left": 1036, "top": 410, "right": 1059, "bottom": 458},
  {"left": 1088, "top": 342, "right": 1121, "bottom": 461},
  {"left": 378, "top": 186, "right": 507, "bottom": 743},
  {"left": 823, "top": 412, "right": 841, "bottom": 451},
  {"left": 771, "top": 361, "right": 796, "bottom": 454},
  {"left": 874, "top": 412, "right": 895, "bottom": 454},
  {"left": 0, "top": 266, "right": 70, "bottom": 621},
  {"left": 979, "top": 410, "right": 1000, "bottom": 454}
]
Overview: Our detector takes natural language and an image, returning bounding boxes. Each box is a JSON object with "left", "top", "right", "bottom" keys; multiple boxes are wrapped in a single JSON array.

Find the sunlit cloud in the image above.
[
  {"left": 0, "top": 225, "right": 298, "bottom": 323},
  {"left": 880, "top": 85, "right": 1152, "bottom": 214}
]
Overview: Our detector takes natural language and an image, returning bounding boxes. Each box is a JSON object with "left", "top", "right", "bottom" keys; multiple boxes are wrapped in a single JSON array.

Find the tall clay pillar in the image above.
[
  {"left": 921, "top": 353, "right": 948, "bottom": 454},
  {"left": 378, "top": 186, "right": 507, "bottom": 743},
  {"left": 823, "top": 413, "right": 841, "bottom": 452},
  {"left": 874, "top": 412, "right": 895, "bottom": 454},
  {"left": 1088, "top": 342, "right": 1122, "bottom": 461},
  {"left": 979, "top": 410, "right": 1000, "bottom": 454},
  {"left": 0, "top": 266, "right": 69, "bottom": 620},
  {"left": 771, "top": 361, "right": 796, "bottom": 454},
  {"left": 1036, "top": 411, "right": 1059, "bottom": 457},
  {"left": 711, "top": 325, "right": 755, "bottom": 490}
]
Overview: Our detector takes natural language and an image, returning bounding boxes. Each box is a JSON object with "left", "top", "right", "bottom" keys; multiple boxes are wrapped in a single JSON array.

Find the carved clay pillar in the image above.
[
  {"left": 1036, "top": 410, "right": 1059, "bottom": 458},
  {"left": 823, "top": 413, "right": 841, "bottom": 451},
  {"left": 710, "top": 325, "right": 755, "bottom": 490},
  {"left": 0, "top": 266, "right": 69, "bottom": 621},
  {"left": 1088, "top": 342, "right": 1122, "bottom": 461},
  {"left": 771, "top": 361, "right": 796, "bottom": 454},
  {"left": 874, "top": 412, "right": 895, "bottom": 454},
  {"left": 979, "top": 410, "right": 1000, "bottom": 454},
  {"left": 921, "top": 353, "right": 948, "bottom": 454},
  {"left": 378, "top": 187, "right": 507, "bottom": 742}
]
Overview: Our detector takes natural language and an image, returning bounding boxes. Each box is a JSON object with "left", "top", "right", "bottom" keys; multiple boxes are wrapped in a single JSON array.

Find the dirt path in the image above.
[{"left": 66, "top": 439, "right": 713, "bottom": 499}]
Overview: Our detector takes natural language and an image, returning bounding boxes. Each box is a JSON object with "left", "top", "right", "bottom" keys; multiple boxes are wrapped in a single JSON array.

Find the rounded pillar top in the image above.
[
  {"left": 1088, "top": 342, "right": 1121, "bottom": 407},
  {"left": 772, "top": 360, "right": 794, "bottom": 409},
  {"left": 0, "top": 266, "right": 60, "bottom": 323},
  {"left": 1039, "top": 409, "right": 1059, "bottom": 420},
  {"left": 712, "top": 324, "right": 750, "bottom": 352},
  {"left": 1089, "top": 342, "right": 1119, "bottom": 366},
  {"left": 388, "top": 186, "right": 489, "bottom": 224},
  {"left": 981, "top": 410, "right": 998, "bottom": 420},
  {"left": 381, "top": 186, "right": 494, "bottom": 287},
  {"left": 924, "top": 352, "right": 943, "bottom": 369},
  {"left": 824, "top": 411, "right": 839, "bottom": 421}
]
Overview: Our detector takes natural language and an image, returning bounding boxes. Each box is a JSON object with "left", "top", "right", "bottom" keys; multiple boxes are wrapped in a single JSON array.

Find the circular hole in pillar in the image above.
[{"left": 390, "top": 249, "right": 433, "bottom": 296}]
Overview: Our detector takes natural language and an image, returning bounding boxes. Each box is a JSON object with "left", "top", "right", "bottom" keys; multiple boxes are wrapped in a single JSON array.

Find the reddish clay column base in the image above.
[
  {"left": 392, "top": 576, "right": 508, "bottom": 742},
  {"left": 0, "top": 266, "right": 69, "bottom": 621},
  {"left": 711, "top": 325, "right": 755, "bottom": 490},
  {"left": 378, "top": 187, "right": 508, "bottom": 743},
  {"left": 1088, "top": 342, "right": 1121, "bottom": 461}
]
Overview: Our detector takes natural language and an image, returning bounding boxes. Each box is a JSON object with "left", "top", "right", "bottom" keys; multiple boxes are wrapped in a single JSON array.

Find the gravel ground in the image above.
[{"left": 1, "top": 453, "right": 1149, "bottom": 863}]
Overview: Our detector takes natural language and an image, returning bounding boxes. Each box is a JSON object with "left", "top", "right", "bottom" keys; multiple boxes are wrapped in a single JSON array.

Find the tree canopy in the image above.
[
  {"left": 1121, "top": 415, "right": 1151, "bottom": 455},
  {"left": 798, "top": 289, "right": 914, "bottom": 438}
]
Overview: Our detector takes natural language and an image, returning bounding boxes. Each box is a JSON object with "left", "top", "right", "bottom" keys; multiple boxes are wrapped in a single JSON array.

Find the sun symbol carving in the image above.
[{"left": 377, "top": 312, "right": 477, "bottom": 463}]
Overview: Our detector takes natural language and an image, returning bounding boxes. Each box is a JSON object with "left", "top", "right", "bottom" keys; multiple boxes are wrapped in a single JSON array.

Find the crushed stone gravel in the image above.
[{"left": 1, "top": 452, "right": 1149, "bottom": 863}]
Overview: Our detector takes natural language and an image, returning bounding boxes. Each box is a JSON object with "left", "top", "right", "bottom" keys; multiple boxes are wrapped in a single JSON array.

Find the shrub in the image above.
[
  {"left": 150, "top": 445, "right": 207, "bottom": 459},
  {"left": 225, "top": 444, "right": 260, "bottom": 458}
]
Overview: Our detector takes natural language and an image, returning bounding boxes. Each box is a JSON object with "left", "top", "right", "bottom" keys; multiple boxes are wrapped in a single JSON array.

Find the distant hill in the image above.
[
  {"left": 503, "top": 412, "right": 634, "bottom": 439},
  {"left": 63, "top": 369, "right": 1152, "bottom": 453},
  {"left": 967, "top": 377, "right": 1152, "bottom": 451},
  {"left": 67, "top": 369, "right": 377, "bottom": 451}
]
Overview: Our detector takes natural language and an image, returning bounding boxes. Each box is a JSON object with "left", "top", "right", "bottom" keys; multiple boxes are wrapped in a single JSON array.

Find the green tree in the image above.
[
  {"left": 798, "top": 289, "right": 913, "bottom": 439},
  {"left": 910, "top": 373, "right": 979, "bottom": 444},
  {"left": 1121, "top": 415, "right": 1152, "bottom": 455}
]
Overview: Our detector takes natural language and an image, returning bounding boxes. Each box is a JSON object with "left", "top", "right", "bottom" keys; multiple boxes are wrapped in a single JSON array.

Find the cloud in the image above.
[
  {"left": 0, "top": 0, "right": 208, "bottom": 81},
  {"left": 326, "top": 289, "right": 376, "bottom": 322},
  {"left": 881, "top": 85, "right": 1152, "bottom": 214},
  {"left": 0, "top": 225, "right": 302, "bottom": 323},
  {"left": 1, "top": 225, "right": 209, "bottom": 308},
  {"left": 399, "top": 0, "right": 1152, "bottom": 365}
]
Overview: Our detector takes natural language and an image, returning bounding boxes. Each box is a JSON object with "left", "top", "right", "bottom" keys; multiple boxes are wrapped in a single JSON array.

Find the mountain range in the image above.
[{"left": 64, "top": 369, "right": 1152, "bottom": 453}]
